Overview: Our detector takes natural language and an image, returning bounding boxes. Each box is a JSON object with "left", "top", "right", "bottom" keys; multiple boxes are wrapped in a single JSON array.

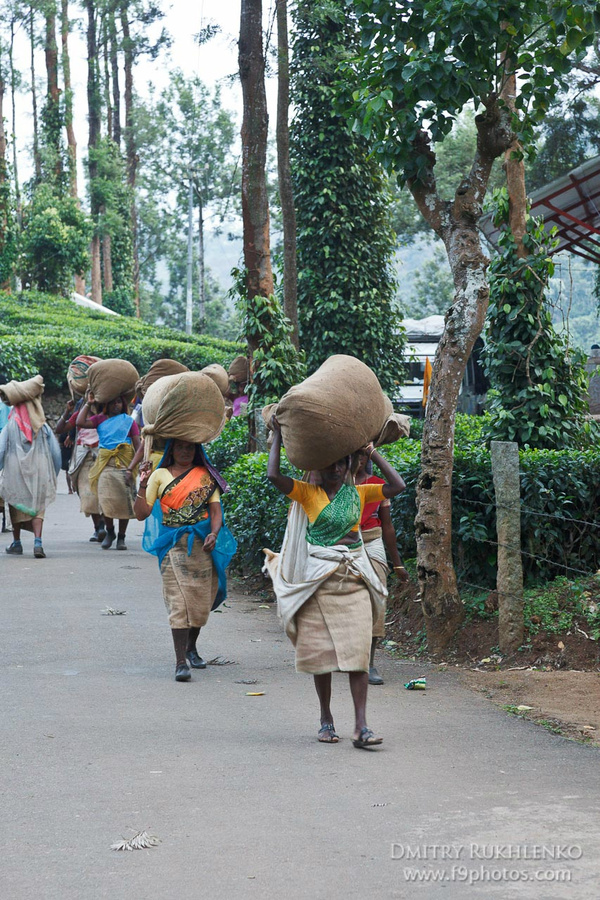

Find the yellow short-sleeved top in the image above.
[
  {"left": 146, "top": 467, "right": 221, "bottom": 507},
  {"left": 287, "top": 479, "right": 385, "bottom": 534}
]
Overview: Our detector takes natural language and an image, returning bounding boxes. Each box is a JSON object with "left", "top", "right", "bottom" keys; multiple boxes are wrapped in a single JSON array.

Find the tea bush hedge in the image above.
[
  {"left": 221, "top": 424, "right": 600, "bottom": 583},
  {"left": 0, "top": 290, "right": 244, "bottom": 388}
]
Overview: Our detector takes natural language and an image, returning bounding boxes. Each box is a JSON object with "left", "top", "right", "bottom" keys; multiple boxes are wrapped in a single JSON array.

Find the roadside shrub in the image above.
[
  {"left": 220, "top": 435, "right": 600, "bottom": 588},
  {"left": 222, "top": 452, "right": 298, "bottom": 570},
  {"left": 207, "top": 417, "right": 249, "bottom": 470}
]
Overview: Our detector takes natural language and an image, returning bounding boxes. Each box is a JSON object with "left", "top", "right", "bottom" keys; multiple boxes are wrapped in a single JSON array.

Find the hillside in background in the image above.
[{"left": 0, "top": 291, "right": 243, "bottom": 391}]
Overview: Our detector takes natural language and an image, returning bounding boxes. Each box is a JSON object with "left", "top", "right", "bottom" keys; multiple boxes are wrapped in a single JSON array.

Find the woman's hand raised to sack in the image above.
[{"left": 138, "top": 461, "right": 152, "bottom": 488}]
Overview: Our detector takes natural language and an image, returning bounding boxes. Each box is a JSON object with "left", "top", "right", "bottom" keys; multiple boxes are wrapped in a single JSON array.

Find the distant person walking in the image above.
[
  {"left": 134, "top": 439, "right": 236, "bottom": 682},
  {"left": 55, "top": 399, "right": 106, "bottom": 542},
  {"left": 267, "top": 417, "right": 405, "bottom": 749},
  {"left": 354, "top": 446, "right": 408, "bottom": 685},
  {"left": 0, "top": 375, "right": 61, "bottom": 559},
  {"left": 76, "top": 392, "right": 140, "bottom": 549}
]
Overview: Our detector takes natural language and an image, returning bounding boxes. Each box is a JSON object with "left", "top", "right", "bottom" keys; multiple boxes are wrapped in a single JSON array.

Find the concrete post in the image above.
[
  {"left": 491, "top": 440, "right": 524, "bottom": 653},
  {"left": 253, "top": 409, "right": 267, "bottom": 452}
]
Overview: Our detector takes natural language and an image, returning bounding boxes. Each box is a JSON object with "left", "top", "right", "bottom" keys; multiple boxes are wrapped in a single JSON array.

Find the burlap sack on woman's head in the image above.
[
  {"left": 276, "top": 355, "right": 393, "bottom": 471},
  {"left": 142, "top": 372, "right": 226, "bottom": 451},
  {"left": 137, "top": 358, "right": 189, "bottom": 399},
  {"left": 0, "top": 374, "right": 45, "bottom": 406},
  {"left": 374, "top": 413, "right": 411, "bottom": 447},
  {"left": 228, "top": 355, "right": 250, "bottom": 383},
  {"left": 201, "top": 363, "right": 230, "bottom": 396},
  {"left": 88, "top": 359, "right": 140, "bottom": 405},
  {"left": 67, "top": 355, "right": 101, "bottom": 398}
]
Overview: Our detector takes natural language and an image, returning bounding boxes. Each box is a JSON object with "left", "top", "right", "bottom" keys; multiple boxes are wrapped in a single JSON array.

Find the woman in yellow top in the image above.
[
  {"left": 267, "top": 418, "right": 405, "bottom": 749},
  {"left": 134, "top": 439, "right": 236, "bottom": 682}
]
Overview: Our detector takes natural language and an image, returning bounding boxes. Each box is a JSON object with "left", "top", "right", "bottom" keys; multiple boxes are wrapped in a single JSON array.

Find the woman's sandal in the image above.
[
  {"left": 352, "top": 727, "right": 383, "bottom": 749},
  {"left": 318, "top": 723, "right": 340, "bottom": 743}
]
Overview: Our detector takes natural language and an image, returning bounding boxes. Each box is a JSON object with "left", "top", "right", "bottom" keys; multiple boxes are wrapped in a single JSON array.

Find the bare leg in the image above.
[
  {"left": 172, "top": 628, "right": 191, "bottom": 682},
  {"left": 369, "top": 637, "right": 384, "bottom": 685},
  {"left": 101, "top": 517, "right": 116, "bottom": 549},
  {"left": 31, "top": 517, "right": 43, "bottom": 539},
  {"left": 186, "top": 626, "right": 207, "bottom": 668},
  {"left": 116, "top": 519, "right": 129, "bottom": 550},
  {"left": 349, "top": 671, "right": 383, "bottom": 746},
  {"left": 313, "top": 673, "right": 339, "bottom": 741}
]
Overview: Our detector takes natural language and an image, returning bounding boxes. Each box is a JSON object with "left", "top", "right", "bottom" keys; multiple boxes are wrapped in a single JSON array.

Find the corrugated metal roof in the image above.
[{"left": 479, "top": 154, "right": 600, "bottom": 264}]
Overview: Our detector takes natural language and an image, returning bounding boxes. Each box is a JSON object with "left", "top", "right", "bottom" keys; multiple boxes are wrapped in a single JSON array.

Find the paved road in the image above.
[{"left": 2, "top": 489, "right": 600, "bottom": 900}]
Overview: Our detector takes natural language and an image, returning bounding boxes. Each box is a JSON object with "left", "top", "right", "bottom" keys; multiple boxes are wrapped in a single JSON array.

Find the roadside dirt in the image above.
[{"left": 382, "top": 578, "right": 600, "bottom": 747}]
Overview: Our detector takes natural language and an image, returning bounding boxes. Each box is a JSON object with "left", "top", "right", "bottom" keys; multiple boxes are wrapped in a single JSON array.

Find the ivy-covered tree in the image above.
[
  {"left": 20, "top": 182, "right": 91, "bottom": 294},
  {"left": 344, "top": 0, "right": 600, "bottom": 651},
  {"left": 290, "top": 0, "right": 404, "bottom": 394},
  {"left": 484, "top": 191, "right": 591, "bottom": 448}
]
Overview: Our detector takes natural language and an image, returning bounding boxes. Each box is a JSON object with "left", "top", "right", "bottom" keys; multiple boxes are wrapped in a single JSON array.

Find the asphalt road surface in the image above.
[{"left": 2, "top": 488, "right": 600, "bottom": 900}]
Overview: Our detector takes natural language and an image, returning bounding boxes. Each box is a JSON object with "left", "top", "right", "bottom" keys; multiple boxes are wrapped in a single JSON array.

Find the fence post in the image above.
[{"left": 490, "top": 440, "right": 524, "bottom": 653}]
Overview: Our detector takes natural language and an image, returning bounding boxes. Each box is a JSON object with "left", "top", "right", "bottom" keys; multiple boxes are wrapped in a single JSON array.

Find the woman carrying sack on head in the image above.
[
  {"left": 76, "top": 392, "right": 140, "bottom": 550},
  {"left": 134, "top": 440, "right": 236, "bottom": 682},
  {"left": 267, "top": 417, "right": 405, "bottom": 749},
  {"left": 354, "top": 446, "right": 409, "bottom": 686},
  {"left": 56, "top": 398, "right": 106, "bottom": 543},
  {"left": 0, "top": 376, "right": 61, "bottom": 559}
]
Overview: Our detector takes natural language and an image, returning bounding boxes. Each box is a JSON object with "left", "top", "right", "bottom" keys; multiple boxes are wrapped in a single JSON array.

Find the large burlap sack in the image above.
[
  {"left": 136, "top": 358, "right": 189, "bottom": 399},
  {"left": 201, "top": 364, "right": 229, "bottom": 396},
  {"left": 141, "top": 372, "right": 226, "bottom": 454},
  {"left": 0, "top": 374, "right": 45, "bottom": 406},
  {"left": 374, "top": 413, "right": 411, "bottom": 446},
  {"left": 276, "top": 356, "right": 393, "bottom": 470},
  {"left": 228, "top": 355, "right": 249, "bottom": 383},
  {"left": 67, "top": 355, "right": 101, "bottom": 398},
  {"left": 88, "top": 359, "right": 140, "bottom": 405}
]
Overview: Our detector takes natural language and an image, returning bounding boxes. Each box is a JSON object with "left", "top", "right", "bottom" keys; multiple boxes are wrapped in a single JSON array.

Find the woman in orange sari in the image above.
[{"left": 134, "top": 439, "right": 236, "bottom": 682}]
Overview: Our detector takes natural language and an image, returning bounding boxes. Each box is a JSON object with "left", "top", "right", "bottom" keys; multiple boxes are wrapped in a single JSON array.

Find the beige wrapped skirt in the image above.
[
  {"left": 9, "top": 505, "right": 44, "bottom": 529},
  {"left": 77, "top": 453, "right": 100, "bottom": 516},
  {"left": 294, "top": 563, "right": 373, "bottom": 674},
  {"left": 363, "top": 527, "right": 389, "bottom": 638},
  {"left": 160, "top": 535, "right": 219, "bottom": 629},
  {"left": 97, "top": 460, "right": 136, "bottom": 520}
]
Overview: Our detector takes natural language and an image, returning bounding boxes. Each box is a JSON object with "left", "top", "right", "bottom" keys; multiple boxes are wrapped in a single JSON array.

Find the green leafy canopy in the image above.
[{"left": 343, "top": 0, "right": 600, "bottom": 183}]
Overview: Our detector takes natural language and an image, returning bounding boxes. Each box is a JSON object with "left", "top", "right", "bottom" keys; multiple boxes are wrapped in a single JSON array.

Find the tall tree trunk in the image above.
[
  {"left": 86, "top": 0, "right": 102, "bottom": 304},
  {"left": 197, "top": 186, "right": 205, "bottom": 332},
  {"left": 61, "top": 0, "right": 78, "bottom": 198},
  {"left": 239, "top": 0, "right": 274, "bottom": 354},
  {"left": 0, "top": 71, "right": 11, "bottom": 290},
  {"left": 275, "top": 0, "right": 298, "bottom": 347},
  {"left": 102, "top": 230, "right": 113, "bottom": 292},
  {"left": 9, "top": 18, "right": 20, "bottom": 224},
  {"left": 108, "top": 5, "right": 121, "bottom": 146},
  {"left": 102, "top": 18, "right": 113, "bottom": 141},
  {"left": 61, "top": 0, "right": 85, "bottom": 294},
  {"left": 501, "top": 51, "right": 527, "bottom": 258},
  {"left": 409, "top": 105, "right": 514, "bottom": 653},
  {"left": 30, "top": 6, "right": 42, "bottom": 181},
  {"left": 120, "top": 2, "right": 140, "bottom": 316},
  {"left": 44, "top": 0, "right": 62, "bottom": 182}
]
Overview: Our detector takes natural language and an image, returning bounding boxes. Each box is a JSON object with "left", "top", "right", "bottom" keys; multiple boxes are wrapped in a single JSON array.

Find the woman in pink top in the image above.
[{"left": 56, "top": 399, "right": 105, "bottom": 542}]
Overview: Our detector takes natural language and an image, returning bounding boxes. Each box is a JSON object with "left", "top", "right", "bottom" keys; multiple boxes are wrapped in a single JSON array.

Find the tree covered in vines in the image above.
[
  {"left": 290, "top": 0, "right": 404, "bottom": 393},
  {"left": 483, "top": 189, "right": 591, "bottom": 449}
]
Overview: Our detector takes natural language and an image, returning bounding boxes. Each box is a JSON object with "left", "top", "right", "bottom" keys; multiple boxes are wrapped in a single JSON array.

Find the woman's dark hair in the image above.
[
  {"left": 162, "top": 441, "right": 205, "bottom": 468},
  {"left": 102, "top": 394, "right": 129, "bottom": 416}
]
